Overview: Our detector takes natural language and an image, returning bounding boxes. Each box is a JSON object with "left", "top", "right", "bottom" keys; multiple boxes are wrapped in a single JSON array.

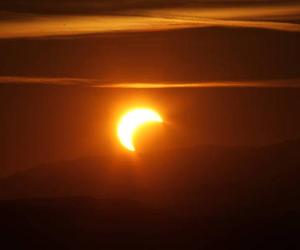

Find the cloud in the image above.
[
  {"left": 0, "top": 3, "right": 300, "bottom": 38},
  {"left": 1, "top": 76, "right": 300, "bottom": 88}
]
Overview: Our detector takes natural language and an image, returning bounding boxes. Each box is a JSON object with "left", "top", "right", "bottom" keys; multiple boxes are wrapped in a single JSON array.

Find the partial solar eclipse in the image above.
[{"left": 117, "top": 108, "right": 163, "bottom": 152}]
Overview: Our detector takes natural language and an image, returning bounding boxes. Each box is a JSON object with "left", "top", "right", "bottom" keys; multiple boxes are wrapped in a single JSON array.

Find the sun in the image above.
[{"left": 117, "top": 108, "right": 163, "bottom": 152}]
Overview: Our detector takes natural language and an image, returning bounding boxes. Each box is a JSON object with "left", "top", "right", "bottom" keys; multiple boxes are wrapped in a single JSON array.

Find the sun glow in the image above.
[{"left": 117, "top": 108, "right": 163, "bottom": 152}]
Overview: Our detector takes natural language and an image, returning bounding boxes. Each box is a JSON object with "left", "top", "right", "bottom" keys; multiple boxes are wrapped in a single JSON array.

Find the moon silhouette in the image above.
[{"left": 117, "top": 108, "right": 163, "bottom": 151}]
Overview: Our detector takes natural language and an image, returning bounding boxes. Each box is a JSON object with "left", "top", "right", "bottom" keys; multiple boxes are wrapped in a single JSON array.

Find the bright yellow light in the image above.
[{"left": 117, "top": 108, "right": 163, "bottom": 152}]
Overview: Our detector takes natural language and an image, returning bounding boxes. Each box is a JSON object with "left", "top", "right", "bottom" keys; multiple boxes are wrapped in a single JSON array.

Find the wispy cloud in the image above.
[
  {"left": 0, "top": 3, "right": 300, "bottom": 38},
  {"left": 1, "top": 76, "right": 300, "bottom": 88}
]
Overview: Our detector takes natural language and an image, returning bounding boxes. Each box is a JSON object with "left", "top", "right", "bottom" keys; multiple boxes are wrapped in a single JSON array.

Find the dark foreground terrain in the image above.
[
  {"left": 0, "top": 140, "right": 299, "bottom": 249},
  {"left": 0, "top": 196, "right": 298, "bottom": 249}
]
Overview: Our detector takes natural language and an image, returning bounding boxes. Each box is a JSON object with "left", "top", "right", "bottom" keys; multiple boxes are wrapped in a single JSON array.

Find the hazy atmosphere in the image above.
[{"left": 0, "top": 1, "right": 299, "bottom": 249}]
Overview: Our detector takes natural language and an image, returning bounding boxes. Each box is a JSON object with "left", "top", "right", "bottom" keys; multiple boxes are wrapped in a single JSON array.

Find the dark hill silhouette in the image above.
[
  {"left": 0, "top": 197, "right": 185, "bottom": 249},
  {"left": 0, "top": 140, "right": 299, "bottom": 214},
  {"left": 0, "top": 196, "right": 298, "bottom": 249},
  {"left": 0, "top": 140, "right": 299, "bottom": 249}
]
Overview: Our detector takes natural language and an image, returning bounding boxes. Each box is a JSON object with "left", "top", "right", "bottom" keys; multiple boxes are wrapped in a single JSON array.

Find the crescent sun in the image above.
[{"left": 117, "top": 108, "right": 163, "bottom": 152}]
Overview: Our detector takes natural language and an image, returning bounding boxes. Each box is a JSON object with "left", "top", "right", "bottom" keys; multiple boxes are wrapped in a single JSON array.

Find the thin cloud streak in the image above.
[
  {"left": 0, "top": 3, "right": 300, "bottom": 38},
  {"left": 0, "top": 15, "right": 207, "bottom": 39},
  {"left": 1, "top": 76, "right": 300, "bottom": 88}
]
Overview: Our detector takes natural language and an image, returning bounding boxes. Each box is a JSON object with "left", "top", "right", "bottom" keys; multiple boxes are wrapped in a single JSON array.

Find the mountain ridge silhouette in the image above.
[
  {"left": 0, "top": 139, "right": 299, "bottom": 249},
  {"left": 0, "top": 139, "right": 299, "bottom": 215}
]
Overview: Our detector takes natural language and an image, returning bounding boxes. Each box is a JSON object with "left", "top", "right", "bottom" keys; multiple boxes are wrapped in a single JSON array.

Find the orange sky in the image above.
[{"left": 0, "top": 3, "right": 300, "bottom": 38}]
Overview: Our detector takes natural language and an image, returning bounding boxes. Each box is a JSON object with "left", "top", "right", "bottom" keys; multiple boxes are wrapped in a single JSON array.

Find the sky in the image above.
[
  {"left": 0, "top": 0, "right": 300, "bottom": 176},
  {"left": 1, "top": 1, "right": 300, "bottom": 38}
]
